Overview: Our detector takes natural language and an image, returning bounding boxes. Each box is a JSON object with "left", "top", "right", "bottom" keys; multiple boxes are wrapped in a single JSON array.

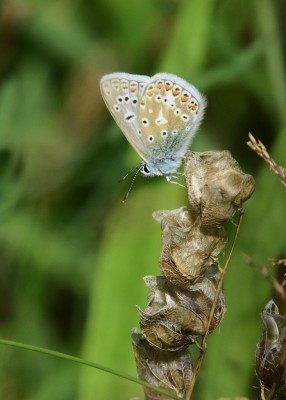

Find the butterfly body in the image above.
[{"left": 100, "top": 72, "right": 206, "bottom": 179}]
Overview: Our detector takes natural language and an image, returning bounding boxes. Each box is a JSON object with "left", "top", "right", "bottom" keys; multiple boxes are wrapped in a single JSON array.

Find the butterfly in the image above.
[{"left": 100, "top": 72, "right": 206, "bottom": 183}]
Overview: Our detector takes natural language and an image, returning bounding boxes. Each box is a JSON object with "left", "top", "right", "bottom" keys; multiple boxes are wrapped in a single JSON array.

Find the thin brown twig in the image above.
[
  {"left": 247, "top": 133, "right": 286, "bottom": 188},
  {"left": 185, "top": 209, "right": 244, "bottom": 400},
  {"left": 242, "top": 253, "right": 286, "bottom": 301}
]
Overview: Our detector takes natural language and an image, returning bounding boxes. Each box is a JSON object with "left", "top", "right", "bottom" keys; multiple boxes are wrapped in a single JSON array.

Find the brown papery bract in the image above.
[
  {"left": 153, "top": 207, "right": 227, "bottom": 286},
  {"left": 132, "top": 329, "right": 192, "bottom": 399},
  {"left": 185, "top": 151, "right": 255, "bottom": 227}
]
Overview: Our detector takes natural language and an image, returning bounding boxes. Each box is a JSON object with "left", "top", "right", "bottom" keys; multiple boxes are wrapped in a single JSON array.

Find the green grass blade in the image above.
[{"left": 0, "top": 338, "right": 180, "bottom": 400}]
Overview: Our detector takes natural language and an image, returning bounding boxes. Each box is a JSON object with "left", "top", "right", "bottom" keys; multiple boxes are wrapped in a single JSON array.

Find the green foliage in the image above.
[{"left": 0, "top": 0, "right": 285, "bottom": 399}]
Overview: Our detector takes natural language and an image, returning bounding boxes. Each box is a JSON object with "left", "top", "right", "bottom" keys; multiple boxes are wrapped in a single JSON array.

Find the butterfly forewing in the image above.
[{"left": 100, "top": 73, "right": 152, "bottom": 162}]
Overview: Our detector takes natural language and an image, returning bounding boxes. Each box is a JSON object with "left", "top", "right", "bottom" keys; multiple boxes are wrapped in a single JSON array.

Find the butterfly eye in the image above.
[
  {"left": 147, "top": 135, "right": 154, "bottom": 142},
  {"left": 124, "top": 95, "right": 130, "bottom": 103},
  {"left": 155, "top": 95, "right": 162, "bottom": 102},
  {"left": 132, "top": 97, "right": 138, "bottom": 105},
  {"left": 161, "top": 130, "right": 168, "bottom": 138},
  {"left": 174, "top": 108, "right": 181, "bottom": 116},
  {"left": 117, "top": 96, "right": 123, "bottom": 103},
  {"left": 114, "top": 105, "right": 120, "bottom": 112},
  {"left": 142, "top": 164, "right": 151, "bottom": 175}
]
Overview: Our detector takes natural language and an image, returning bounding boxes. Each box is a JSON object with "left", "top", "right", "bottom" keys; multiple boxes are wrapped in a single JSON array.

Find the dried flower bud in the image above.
[
  {"left": 184, "top": 151, "right": 255, "bottom": 227},
  {"left": 153, "top": 207, "right": 227, "bottom": 286},
  {"left": 132, "top": 328, "right": 192, "bottom": 399},
  {"left": 256, "top": 300, "right": 286, "bottom": 398},
  {"left": 137, "top": 270, "right": 225, "bottom": 352}
]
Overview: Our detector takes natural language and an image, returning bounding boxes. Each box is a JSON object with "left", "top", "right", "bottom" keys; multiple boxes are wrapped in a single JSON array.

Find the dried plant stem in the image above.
[
  {"left": 185, "top": 209, "right": 244, "bottom": 400},
  {"left": 242, "top": 253, "right": 286, "bottom": 301}
]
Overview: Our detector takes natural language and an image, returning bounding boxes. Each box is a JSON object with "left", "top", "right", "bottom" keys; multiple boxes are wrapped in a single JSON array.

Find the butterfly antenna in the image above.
[
  {"left": 118, "top": 166, "right": 137, "bottom": 182},
  {"left": 122, "top": 165, "right": 142, "bottom": 203}
]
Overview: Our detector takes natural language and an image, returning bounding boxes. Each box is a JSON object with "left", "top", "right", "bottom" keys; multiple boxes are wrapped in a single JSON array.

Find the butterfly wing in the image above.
[
  {"left": 100, "top": 73, "right": 153, "bottom": 162},
  {"left": 137, "top": 73, "right": 207, "bottom": 166}
]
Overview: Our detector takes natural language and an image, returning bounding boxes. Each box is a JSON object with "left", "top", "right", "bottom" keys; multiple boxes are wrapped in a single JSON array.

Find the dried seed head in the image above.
[
  {"left": 132, "top": 150, "right": 255, "bottom": 398},
  {"left": 184, "top": 151, "right": 255, "bottom": 227},
  {"left": 132, "top": 328, "right": 192, "bottom": 399},
  {"left": 137, "top": 271, "right": 225, "bottom": 352},
  {"left": 153, "top": 207, "right": 227, "bottom": 286},
  {"left": 256, "top": 300, "right": 286, "bottom": 398}
]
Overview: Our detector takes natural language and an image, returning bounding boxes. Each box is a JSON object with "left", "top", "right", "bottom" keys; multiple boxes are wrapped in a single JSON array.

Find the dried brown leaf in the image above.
[{"left": 153, "top": 207, "right": 227, "bottom": 287}]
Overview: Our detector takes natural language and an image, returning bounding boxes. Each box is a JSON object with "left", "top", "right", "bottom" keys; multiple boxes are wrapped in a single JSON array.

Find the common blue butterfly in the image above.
[{"left": 100, "top": 72, "right": 206, "bottom": 182}]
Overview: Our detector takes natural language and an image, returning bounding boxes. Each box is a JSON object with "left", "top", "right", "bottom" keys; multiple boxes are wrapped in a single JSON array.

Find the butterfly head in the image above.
[
  {"left": 139, "top": 157, "right": 182, "bottom": 178},
  {"left": 140, "top": 163, "right": 155, "bottom": 177}
]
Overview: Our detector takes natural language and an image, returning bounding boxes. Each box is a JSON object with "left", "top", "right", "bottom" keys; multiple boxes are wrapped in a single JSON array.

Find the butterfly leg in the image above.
[
  {"left": 166, "top": 175, "right": 186, "bottom": 188},
  {"left": 174, "top": 171, "right": 186, "bottom": 176}
]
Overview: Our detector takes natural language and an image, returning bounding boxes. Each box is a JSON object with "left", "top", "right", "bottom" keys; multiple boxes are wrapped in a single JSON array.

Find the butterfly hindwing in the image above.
[{"left": 137, "top": 73, "right": 206, "bottom": 161}]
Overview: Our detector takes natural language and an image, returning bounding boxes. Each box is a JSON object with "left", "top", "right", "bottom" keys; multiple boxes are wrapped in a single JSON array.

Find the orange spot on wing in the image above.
[
  {"left": 146, "top": 89, "right": 154, "bottom": 97},
  {"left": 130, "top": 83, "right": 138, "bottom": 92},
  {"left": 181, "top": 94, "right": 189, "bottom": 102},
  {"left": 112, "top": 79, "right": 119, "bottom": 88},
  {"left": 172, "top": 88, "right": 181, "bottom": 96},
  {"left": 156, "top": 81, "right": 164, "bottom": 89},
  {"left": 188, "top": 103, "right": 198, "bottom": 111},
  {"left": 121, "top": 80, "right": 128, "bottom": 90},
  {"left": 165, "top": 82, "right": 173, "bottom": 91}
]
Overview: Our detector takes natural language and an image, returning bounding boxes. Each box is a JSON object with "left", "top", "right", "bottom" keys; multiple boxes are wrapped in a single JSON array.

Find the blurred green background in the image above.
[{"left": 0, "top": 0, "right": 285, "bottom": 399}]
